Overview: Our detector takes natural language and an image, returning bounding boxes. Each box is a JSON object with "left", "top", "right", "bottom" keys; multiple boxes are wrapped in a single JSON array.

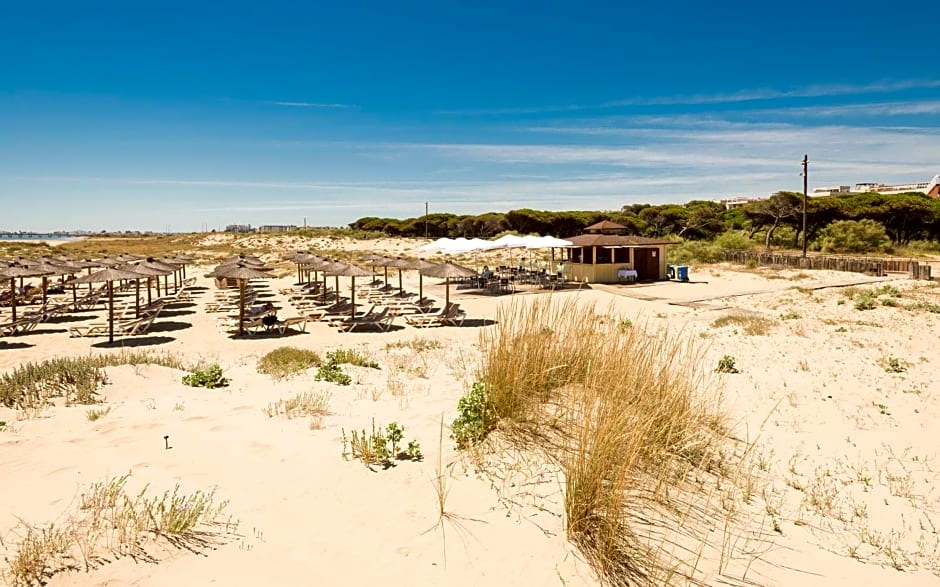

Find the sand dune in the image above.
[{"left": 2, "top": 243, "right": 939, "bottom": 585}]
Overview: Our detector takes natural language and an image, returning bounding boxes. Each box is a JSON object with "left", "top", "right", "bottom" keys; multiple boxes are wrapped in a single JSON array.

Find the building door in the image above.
[{"left": 633, "top": 248, "right": 659, "bottom": 280}]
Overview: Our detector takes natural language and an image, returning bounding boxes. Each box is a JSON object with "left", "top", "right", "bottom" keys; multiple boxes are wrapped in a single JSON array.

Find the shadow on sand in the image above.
[
  {"left": 148, "top": 321, "right": 192, "bottom": 333},
  {"left": 91, "top": 336, "right": 176, "bottom": 349},
  {"left": 0, "top": 341, "right": 35, "bottom": 350}
]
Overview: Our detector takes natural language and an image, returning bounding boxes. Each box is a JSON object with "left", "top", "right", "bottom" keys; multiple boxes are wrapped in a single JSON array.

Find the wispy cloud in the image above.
[
  {"left": 437, "top": 79, "right": 940, "bottom": 116},
  {"left": 267, "top": 101, "right": 355, "bottom": 109}
]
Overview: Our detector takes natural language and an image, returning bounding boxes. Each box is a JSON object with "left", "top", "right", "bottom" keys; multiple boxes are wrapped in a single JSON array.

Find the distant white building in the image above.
[
  {"left": 719, "top": 196, "right": 764, "bottom": 210},
  {"left": 257, "top": 225, "right": 297, "bottom": 233},
  {"left": 812, "top": 174, "right": 938, "bottom": 198},
  {"left": 225, "top": 224, "right": 252, "bottom": 233}
]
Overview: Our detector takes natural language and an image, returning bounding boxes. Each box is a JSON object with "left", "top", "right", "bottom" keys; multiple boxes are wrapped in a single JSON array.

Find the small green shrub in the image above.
[
  {"left": 908, "top": 300, "right": 940, "bottom": 313},
  {"left": 716, "top": 355, "right": 740, "bottom": 374},
  {"left": 884, "top": 357, "right": 907, "bottom": 373},
  {"left": 326, "top": 349, "right": 379, "bottom": 369},
  {"left": 854, "top": 291, "right": 877, "bottom": 311},
  {"left": 384, "top": 338, "right": 442, "bottom": 352},
  {"left": 315, "top": 362, "right": 351, "bottom": 386},
  {"left": 86, "top": 407, "right": 112, "bottom": 421},
  {"left": 341, "top": 420, "right": 422, "bottom": 469},
  {"left": 780, "top": 311, "right": 800, "bottom": 320},
  {"left": 257, "top": 347, "right": 322, "bottom": 380},
  {"left": 451, "top": 381, "right": 496, "bottom": 449},
  {"left": 182, "top": 364, "right": 228, "bottom": 388}
]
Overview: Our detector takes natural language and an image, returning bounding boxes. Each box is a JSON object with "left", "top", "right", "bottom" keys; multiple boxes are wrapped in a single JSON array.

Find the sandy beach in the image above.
[{"left": 2, "top": 236, "right": 939, "bottom": 586}]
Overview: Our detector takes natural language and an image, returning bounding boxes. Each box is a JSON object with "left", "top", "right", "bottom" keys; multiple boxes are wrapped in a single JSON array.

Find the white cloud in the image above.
[
  {"left": 436, "top": 79, "right": 940, "bottom": 115},
  {"left": 268, "top": 101, "right": 354, "bottom": 109}
]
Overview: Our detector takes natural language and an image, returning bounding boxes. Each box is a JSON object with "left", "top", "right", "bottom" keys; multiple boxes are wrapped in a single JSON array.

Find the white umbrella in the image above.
[{"left": 417, "top": 238, "right": 454, "bottom": 252}]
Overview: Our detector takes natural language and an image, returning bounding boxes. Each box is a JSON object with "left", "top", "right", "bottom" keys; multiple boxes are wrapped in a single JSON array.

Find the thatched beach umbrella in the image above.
[
  {"left": 370, "top": 256, "right": 396, "bottom": 288},
  {"left": 320, "top": 260, "right": 353, "bottom": 304},
  {"left": 1, "top": 264, "right": 47, "bottom": 323},
  {"left": 20, "top": 260, "right": 70, "bottom": 307},
  {"left": 67, "top": 267, "right": 146, "bottom": 343},
  {"left": 330, "top": 263, "right": 375, "bottom": 318},
  {"left": 409, "top": 258, "right": 438, "bottom": 301},
  {"left": 210, "top": 264, "right": 273, "bottom": 336},
  {"left": 419, "top": 260, "right": 476, "bottom": 307},
  {"left": 387, "top": 257, "right": 413, "bottom": 297},
  {"left": 120, "top": 263, "right": 166, "bottom": 314},
  {"left": 137, "top": 259, "right": 176, "bottom": 299}
]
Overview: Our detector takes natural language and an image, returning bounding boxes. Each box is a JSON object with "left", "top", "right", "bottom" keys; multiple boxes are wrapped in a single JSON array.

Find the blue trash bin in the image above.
[{"left": 677, "top": 265, "right": 689, "bottom": 282}]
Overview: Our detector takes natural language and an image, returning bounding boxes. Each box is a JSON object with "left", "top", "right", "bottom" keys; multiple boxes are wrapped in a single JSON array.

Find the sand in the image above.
[{"left": 2, "top": 238, "right": 939, "bottom": 586}]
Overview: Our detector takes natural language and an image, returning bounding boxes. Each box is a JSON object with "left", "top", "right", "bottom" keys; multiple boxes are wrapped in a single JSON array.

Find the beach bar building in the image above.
[{"left": 562, "top": 221, "right": 675, "bottom": 283}]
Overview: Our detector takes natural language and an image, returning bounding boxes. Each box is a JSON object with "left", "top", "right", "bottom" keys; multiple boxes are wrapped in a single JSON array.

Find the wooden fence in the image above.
[{"left": 721, "top": 251, "right": 931, "bottom": 279}]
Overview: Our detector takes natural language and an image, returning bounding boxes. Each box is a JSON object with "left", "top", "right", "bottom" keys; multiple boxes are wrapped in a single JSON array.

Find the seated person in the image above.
[
  {"left": 479, "top": 265, "right": 493, "bottom": 288},
  {"left": 556, "top": 262, "right": 565, "bottom": 278}
]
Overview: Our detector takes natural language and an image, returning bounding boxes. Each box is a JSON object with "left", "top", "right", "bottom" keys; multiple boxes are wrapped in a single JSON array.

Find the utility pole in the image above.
[
  {"left": 424, "top": 202, "right": 429, "bottom": 238},
  {"left": 801, "top": 154, "right": 809, "bottom": 258}
]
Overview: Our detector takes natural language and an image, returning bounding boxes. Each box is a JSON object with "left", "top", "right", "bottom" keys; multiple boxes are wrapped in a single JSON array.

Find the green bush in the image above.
[
  {"left": 716, "top": 355, "right": 740, "bottom": 374},
  {"left": 341, "top": 420, "right": 422, "bottom": 469},
  {"left": 257, "top": 347, "right": 322, "bottom": 380},
  {"left": 817, "top": 219, "right": 893, "bottom": 254},
  {"left": 182, "top": 364, "right": 228, "bottom": 388},
  {"left": 325, "top": 349, "right": 379, "bottom": 369},
  {"left": 854, "top": 291, "right": 877, "bottom": 311},
  {"left": 315, "top": 362, "right": 352, "bottom": 385},
  {"left": 667, "top": 230, "right": 755, "bottom": 264},
  {"left": 451, "top": 381, "right": 497, "bottom": 449}
]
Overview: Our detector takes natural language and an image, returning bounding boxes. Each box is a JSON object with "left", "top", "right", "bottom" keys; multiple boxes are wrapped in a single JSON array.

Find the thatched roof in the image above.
[
  {"left": 564, "top": 234, "right": 678, "bottom": 247},
  {"left": 583, "top": 220, "right": 627, "bottom": 233}
]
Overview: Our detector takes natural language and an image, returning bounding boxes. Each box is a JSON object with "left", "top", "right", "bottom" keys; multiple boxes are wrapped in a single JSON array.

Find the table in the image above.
[{"left": 617, "top": 268, "right": 638, "bottom": 283}]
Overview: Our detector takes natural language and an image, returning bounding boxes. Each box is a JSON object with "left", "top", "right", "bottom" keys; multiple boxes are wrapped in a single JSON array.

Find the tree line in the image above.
[{"left": 349, "top": 191, "right": 940, "bottom": 246}]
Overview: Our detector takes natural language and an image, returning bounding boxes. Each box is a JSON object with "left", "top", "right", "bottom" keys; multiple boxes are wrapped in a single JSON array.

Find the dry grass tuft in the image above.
[
  {"left": 256, "top": 347, "right": 322, "bottom": 380},
  {"left": 710, "top": 313, "right": 775, "bottom": 336},
  {"left": 476, "top": 296, "right": 733, "bottom": 585},
  {"left": 264, "top": 391, "right": 331, "bottom": 426},
  {"left": 1, "top": 474, "right": 232, "bottom": 585},
  {"left": 0, "top": 351, "right": 189, "bottom": 410}
]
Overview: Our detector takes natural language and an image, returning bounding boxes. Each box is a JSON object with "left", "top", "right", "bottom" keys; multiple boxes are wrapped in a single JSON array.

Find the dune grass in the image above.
[
  {"left": 474, "top": 296, "right": 731, "bottom": 585},
  {"left": 2, "top": 474, "right": 231, "bottom": 585},
  {"left": 264, "top": 391, "right": 331, "bottom": 425},
  {"left": 710, "top": 313, "right": 775, "bottom": 336},
  {"left": 257, "top": 347, "right": 323, "bottom": 380},
  {"left": 0, "top": 351, "right": 189, "bottom": 409}
]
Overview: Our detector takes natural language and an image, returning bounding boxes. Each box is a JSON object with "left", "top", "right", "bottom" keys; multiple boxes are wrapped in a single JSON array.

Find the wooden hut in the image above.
[{"left": 562, "top": 221, "right": 676, "bottom": 283}]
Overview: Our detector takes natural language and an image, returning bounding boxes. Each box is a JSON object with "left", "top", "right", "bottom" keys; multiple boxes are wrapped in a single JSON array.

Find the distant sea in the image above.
[{"left": 0, "top": 234, "right": 80, "bottom": 244}]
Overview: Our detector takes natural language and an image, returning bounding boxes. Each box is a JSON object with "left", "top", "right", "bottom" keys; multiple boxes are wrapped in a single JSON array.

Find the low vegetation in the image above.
[
  {"left": 264, "top": 391, "right": 331, "bottom": 426},
  {"left": 182, "top": 364, "right": 229, "bottom": 388},
  {"left": 256, "top": 347, "right": 322, "bottom": 380},
  {"left": 451, "top": 381, "right": 496, "bottom": 449},
  {"left": 716, "top": 355, "right": 740, "bottom": 374},
  {"left": 341, "top": 420, "right": 422, "bottom": 470},
  {"left": 0, "top": 351, "right": 190, "bottom": 409},
  {"left": 710, "top": 313, "right": 775, "bottom": 336},
  {"left": 325, "top": 348, "right": 380, "bottom": 369},
  {"left": 1, "top": 474, "right": 232, "bottom": 585},
  {"left": 467, "top": 297, "right": 732, "bottom": 585},
  {"left": 314, "top": 362, "right": 352, "bottom": 386}
]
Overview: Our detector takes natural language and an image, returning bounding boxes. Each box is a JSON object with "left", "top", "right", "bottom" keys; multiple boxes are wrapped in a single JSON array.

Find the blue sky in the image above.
[{"left": 2, "top": 0, "right": 939, "bottom": 232}]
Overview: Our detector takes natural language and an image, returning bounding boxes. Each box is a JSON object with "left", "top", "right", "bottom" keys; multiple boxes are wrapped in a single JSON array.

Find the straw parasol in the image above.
[
  {"left": 1, "top": 264, "right": 48, "bottom": 322},
  {"left": 408, "top": 258, "right": 438, "bottom": 301},
  {"left": 387, "top": 257, "right": 413, "bottom": 297},
  {"left": 67, "top": 267, "right": 146, "bottom": 343},
  {"left": 136, "top": 259, "right": 177, "bottom": 298},
  {"left": 320, "top": 260, "right": 354, "bottom": 304},
  {"left": 329, "top": 263, "right": 375, "bottom": 318},
  {"left": 210, "top": 264, "right": 274, "bottom": 336},
  {"left": 120, "top": 263, "right": 166, "bottom": 313},
  {"left": 419, "top": 260, "right": 476, "bottom": 306},
  {"left": 369, "top": 256, "right": 396, "bottom": 288},
  {"left": 20, "top": 260, "right": 71, "bottom": 307}
]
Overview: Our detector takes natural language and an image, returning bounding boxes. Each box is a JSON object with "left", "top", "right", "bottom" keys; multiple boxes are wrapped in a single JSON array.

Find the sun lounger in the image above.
[
  {"left": 273, "top": 316, "right": 308, "bottom": 334},
  {"left": 69, "top": 314, "right": 156, "bottom": 337},
  {"left": 0, "top": 314, "right": 43, "bottom": 336},
  {"left": 336, "top": 307, "right": 394, "bottom": 332},
  {"left": 403, "top": 303, "right": 465, "bottom": 328}
]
